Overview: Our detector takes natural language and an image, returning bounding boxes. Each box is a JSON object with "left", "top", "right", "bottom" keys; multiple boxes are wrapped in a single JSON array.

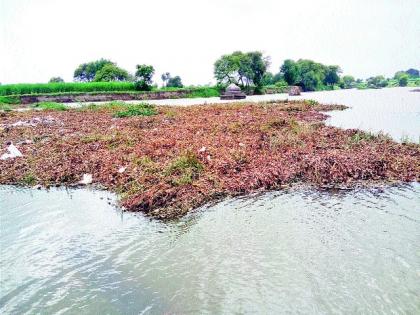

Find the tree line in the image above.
[
  {"left": 48, "top": 54, "right": 420, "bottom": 92},
  {"left": 51, "top": 59, "right": 184, "bottom": 90}
]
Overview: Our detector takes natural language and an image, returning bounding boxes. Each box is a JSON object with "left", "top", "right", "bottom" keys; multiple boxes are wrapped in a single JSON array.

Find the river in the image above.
[{"left": 1, "top": 87, "right": 420, "bottom": 314}]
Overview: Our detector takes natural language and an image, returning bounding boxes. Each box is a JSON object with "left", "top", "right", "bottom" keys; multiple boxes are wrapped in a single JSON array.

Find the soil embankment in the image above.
[{"left": 18, "top": 90, "right": 198, "bottom": 104}]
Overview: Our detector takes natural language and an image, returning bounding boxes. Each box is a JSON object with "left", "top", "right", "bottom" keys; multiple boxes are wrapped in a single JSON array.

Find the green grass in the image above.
[
  {"left": 0, "top": 95, "right": 20, "bottom": 104},
  {"left": 0, "top": 82, "right": 221, "bottom": 98},
  {"left": 185, "top": 87, "right": 220, "bottom": 98},
  {"left": 0, "top": 82, "right": 136, "bottom": 96},
  {"left": 0, "top": 103, "right": 12, "bottom": 111},
  {"left": 21, "top": 173, "right": 37, "bottom": 185},
  {"left": 165, "top": 151, "right": 204, "bottom": 185},
  {"left": 113, "top": 103, "right": 157, "bottom": 118},
  {"left": 31, "top": 102, "right": 68, "bottom": 111}
]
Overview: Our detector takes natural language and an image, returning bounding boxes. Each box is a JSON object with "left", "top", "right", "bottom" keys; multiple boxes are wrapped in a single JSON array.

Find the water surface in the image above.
[
  {"left": 1, "top": 185, "right": 419, "bottom": 314},
  {"left": 2, "top": 87, "right": 420, "bottom": 314}
]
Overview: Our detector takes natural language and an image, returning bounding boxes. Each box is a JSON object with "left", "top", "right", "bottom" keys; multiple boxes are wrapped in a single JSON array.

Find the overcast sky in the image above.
[{"left": 1, "top": 0, "right": 419, "bottom": 85}]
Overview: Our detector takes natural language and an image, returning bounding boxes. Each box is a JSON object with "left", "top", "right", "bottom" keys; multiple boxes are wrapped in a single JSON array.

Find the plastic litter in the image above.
[
  {"left": 1, "top": 144, "right": 23, "bottom": 160},
  {"left": 79, "top": 173, "right": 93, "bottom": 185}
]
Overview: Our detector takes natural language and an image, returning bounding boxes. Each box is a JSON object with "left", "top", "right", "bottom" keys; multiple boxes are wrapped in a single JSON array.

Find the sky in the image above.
[{"left": 1, "top": 0, "right": 419, "bottom": 85}]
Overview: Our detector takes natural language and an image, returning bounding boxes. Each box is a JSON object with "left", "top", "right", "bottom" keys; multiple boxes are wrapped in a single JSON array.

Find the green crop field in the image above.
[{"left": 0, "top": 82, "right": 136, "bottom": 96}]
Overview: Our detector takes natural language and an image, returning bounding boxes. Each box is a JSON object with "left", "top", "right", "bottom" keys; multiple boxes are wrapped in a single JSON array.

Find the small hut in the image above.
[
  {"left": 288, "top": 86, "right": 302, "bottom": 96},
  {"left": 220, "top": 84, "right": 246, "bottom": 100}
]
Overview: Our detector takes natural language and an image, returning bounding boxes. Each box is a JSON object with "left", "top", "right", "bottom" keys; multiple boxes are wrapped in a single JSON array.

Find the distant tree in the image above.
[
  {"left": 261, "top": 72, "right": 274, "bottom": 86},
  {"left": 166, "top": 75, "right": 183, "bottom": 88},
  {"left": 324, "top": 65, "right": 341, "bottom": 87},
  {"left": 247, "top": 51, "right": 270, "bottom": 92},
  {"left": 134, "top": 64, "right": 155, "bottom": 91},
  {"left": 296, "top": 59, "right": 326, "bottom": 91},
  {"left": 367, "top": 75, "right": 388, "bottom": 88},
  {"left": 406, "top": 68, "right": 419, "bottom": 78},
  {"left": 49, "top": 77, "right": 64, "bottom": 83},
  {"left": 398, "top": 73, "right": 409, "bottom": 87},
  {"left": 161, "top": 72, "right": 171, "bottom": 87},
  {"left": 340, "top": 75, "right": 355, "bottom": 89},
  {"left": 74, "top": 59, "right": 114, "bottom": 82},
  {"left": 280, "top": 59, "right": 300, "bottom": 85},
  {"left": 214, "top": 51, "right": 269, "bottom": 92},
  {"left": 93, "top": 64, "right": 130, "bottom": 82}
]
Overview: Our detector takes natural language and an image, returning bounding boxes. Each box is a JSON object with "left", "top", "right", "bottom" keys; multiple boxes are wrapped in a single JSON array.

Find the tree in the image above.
[
  {"left": 406, "top": 68, "right": 419, "bottom": 78},
  {"left": 280, "top": 59, "right": 300, "bottom": 85},
  {"left": 214, "top": 51, "right": 269, "bottom": 92},
  {"left": 73, "top": 59, "right": 114, "bottom": 82},
  {"left": 324, "top": 65, "right": 341, "bottom": 87},
  {"left": 367, "top": 76, "right": 388, "bottom": 88},
  {"left": 296, "top": 59, "right": 326, "bottom": 91},
  {"left": 134, "top": 64, "right": 155, "bottom": 91},
  {"left": 49, "top": 77, "right": 64, "bottom": 83},
  {"left": 167, "top": 75, "right": 183, "bottom": 88},
  {"left": 247, "top": 51, "right": 270, "bottom": 91},
  {"left": 398, "top": 73, "right": 409, "bottom": 87},
  {"left": 341, "top": 75, "right": 355, "bottom": 89},
  {"left": 280, "top": 59, "right": 344, "bottom": 91},
  {"left": 161, "top": 72, "right": 170, "bottom": 87},
  {"left": 93, "top": 64, "right": 130, "bottom": 82},
  {"left": 394, "top": 71, "right": 406, "bottom": 80},
  {"left": 261, "top": 72, "right": 274, "bottom": 86}
]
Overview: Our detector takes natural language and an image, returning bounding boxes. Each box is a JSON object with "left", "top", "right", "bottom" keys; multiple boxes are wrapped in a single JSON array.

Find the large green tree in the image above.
[
  {"left": 280, "top": 59, "right": 300, "bottom": 85},
  {"left": 341, "top": 75, "right": 355, "bottom": 89},
  {"left": 93, "top": 64, "right": 130, "bottom": 82},
  {"left": 280, "top": 59, "right": 341, "bottom": 91},
  {"left": 324, "top": 65, "right": 341, "bottom": 87},
  {"left": 73, "top": 58, "right": 114, "bottom": 82},
  {"left": 167, "top": 75, "right": 183, "bottom": 88},
  {"left": 214, "top": 51, "right": 269, "bottom": 91},
  {"left": 134, "top": 64, "right": 155, "bottom": 91}
]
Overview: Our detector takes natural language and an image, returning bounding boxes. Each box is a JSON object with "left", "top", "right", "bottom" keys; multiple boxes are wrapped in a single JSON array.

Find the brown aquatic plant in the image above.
[{"left": 0, "top": 100, "right": 419, "bottom": 219}]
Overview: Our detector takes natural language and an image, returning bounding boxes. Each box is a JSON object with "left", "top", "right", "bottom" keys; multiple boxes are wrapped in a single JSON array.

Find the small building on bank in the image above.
[{"left": 220, "top": 84, "right": 247, "bottom": 100}]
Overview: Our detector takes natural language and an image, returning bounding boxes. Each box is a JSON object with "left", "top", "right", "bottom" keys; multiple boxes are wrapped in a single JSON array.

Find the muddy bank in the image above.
[
  {"left": 18, "top": 89, "right": 207, "bottom": 104},
  {"left": 0, "top": 100, "right": 419, "bottom": 219}
]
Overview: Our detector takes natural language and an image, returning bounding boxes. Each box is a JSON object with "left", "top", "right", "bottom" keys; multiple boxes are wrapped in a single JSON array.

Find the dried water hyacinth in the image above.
[{"left": 0, "top": 101, "right": 419, "bottom": 219}]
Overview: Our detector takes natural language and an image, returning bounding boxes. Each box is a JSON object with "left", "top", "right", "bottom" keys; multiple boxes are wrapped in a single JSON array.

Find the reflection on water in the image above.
[{"left": 1, "top": 184, "right": 419, "bottom": 314}]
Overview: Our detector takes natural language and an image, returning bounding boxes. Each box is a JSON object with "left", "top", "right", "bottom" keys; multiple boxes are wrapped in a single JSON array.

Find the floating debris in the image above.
[
  {"left": 1, "top": 143, "right": 23, "bottom": 160},
  {"left": 0, "top": 101, "right": 418, "bottom": 219},
  {"left": 78, "top": 174, "right": 93, "bottom": 185}
]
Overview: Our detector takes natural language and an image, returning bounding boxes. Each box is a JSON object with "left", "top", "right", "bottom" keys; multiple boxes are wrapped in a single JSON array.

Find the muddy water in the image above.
[{"left": 1, "top": 184, "right": 419, "bottom": 314}]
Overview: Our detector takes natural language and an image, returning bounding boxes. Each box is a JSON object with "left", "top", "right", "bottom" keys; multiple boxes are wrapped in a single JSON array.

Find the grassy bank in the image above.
[{"left": 1, "top": 100, "right": 418, "bottom": 219}]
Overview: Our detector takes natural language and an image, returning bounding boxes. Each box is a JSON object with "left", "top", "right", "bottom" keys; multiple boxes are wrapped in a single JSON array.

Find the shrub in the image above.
[
  {"left": 31, "top": 102, "right": 68, "bottom": 111},
  {"left": 49, "top": 77, "right": 64, "bottom": 83},
  {"left": 167, "top": 76, "right": 183, "bottom": 88},
  {"left": 165, "top": 151, "right": 204, "bottom": 185},
  {"left": 134, "top": 80, "right": 152, "bottom": 91},
  {"left": 398, "top": 74, "right": 409, "bottom": 87}
]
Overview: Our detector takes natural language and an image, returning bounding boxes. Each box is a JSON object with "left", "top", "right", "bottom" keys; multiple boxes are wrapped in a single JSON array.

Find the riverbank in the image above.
[{"left": 1, "top": 100, "right": 419, "bottom": 219}]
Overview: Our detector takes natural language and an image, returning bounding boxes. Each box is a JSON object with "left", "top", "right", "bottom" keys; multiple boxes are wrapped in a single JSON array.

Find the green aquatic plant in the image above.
[
  {"left": 165, "top": 151, "right": 204, "bottom": 186},
  {"left": 31, "top": 102, "right": 68, "bottom": 111},
  {"left": 113, "top": 103, "right": 157, "bottom": 118}
]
